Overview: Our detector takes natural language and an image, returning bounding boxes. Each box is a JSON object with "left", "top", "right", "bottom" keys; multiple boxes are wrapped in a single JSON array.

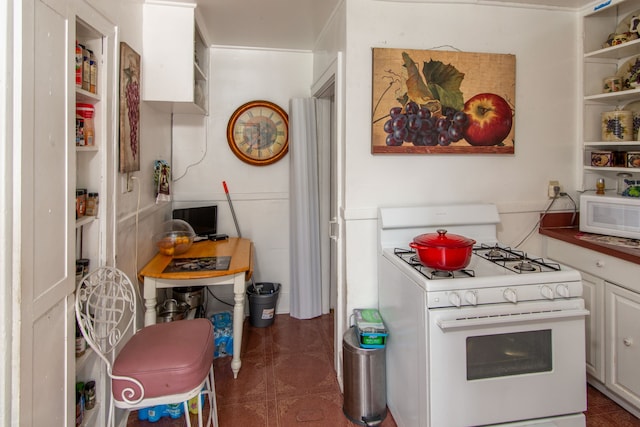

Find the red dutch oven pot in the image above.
[{"left": 409, "top": 229, "right": 476, "bottom": 271}]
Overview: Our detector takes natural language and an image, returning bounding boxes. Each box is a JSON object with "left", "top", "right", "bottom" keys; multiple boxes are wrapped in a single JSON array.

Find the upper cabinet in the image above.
[
  {"left": 581, "top": 0, "right": 640, "bottom": 194},
  {"left": 142, "top": 1, "right": 210, "bottom": 115}
]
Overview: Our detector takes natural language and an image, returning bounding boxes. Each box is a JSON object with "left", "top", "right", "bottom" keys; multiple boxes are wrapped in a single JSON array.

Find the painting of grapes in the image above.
[
  {"left": 372, "top": 48, "right": 516, "bottom": 154},
  {"left": 119, "top": 42, "right": 141, "bottom": 172}
]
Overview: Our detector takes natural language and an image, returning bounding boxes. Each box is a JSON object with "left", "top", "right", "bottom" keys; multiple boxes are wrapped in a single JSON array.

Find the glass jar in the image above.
[
  {"left": 85, "top": 192, "right": 98, "bottom": 216},
  {"left": 617, "top": 172, "right": 632, "bottom": 195}
]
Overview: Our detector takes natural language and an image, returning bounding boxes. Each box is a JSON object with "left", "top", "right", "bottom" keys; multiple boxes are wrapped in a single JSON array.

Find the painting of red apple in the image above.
[{"left": 371, "top": 48, "right": 515, "bottom": 154}]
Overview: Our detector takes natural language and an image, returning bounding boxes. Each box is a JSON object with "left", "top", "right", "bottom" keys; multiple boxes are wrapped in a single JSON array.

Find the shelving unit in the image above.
[
  {"left": 74, "top": 15, "right": 110, "bottom": 427},
  {"left": 142, "top": 0, "right": 210, "bottom": 115},
  {"left": 576, "top": 0, "right": 640, "bottom": 416},
  {"left": 581, "top": 0, "right": 640, "bottom": 194}
]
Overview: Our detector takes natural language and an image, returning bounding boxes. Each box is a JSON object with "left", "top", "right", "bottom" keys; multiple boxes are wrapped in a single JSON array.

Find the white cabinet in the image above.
[
  {"left": 581, "top": 0, "right": 640, "bottom": 194},
  {"left": 605, "top": 282, "right": 640, "bottom": 410},
  {"left": 545, "top": 238, "right": 640, "bottom": 417},
  {"left": 142, "top": 0, "right": 210, "bottom": 115}
]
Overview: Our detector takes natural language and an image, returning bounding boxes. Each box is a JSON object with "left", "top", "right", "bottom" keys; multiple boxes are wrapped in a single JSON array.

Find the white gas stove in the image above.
[{"left": 377, "top": 204, "right": 588, "bottom": 427}]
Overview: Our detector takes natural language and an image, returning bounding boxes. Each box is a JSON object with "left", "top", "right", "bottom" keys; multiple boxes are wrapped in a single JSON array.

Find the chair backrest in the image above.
[{"left": 75, "top": 266, "right": 137, "bottom": 370}]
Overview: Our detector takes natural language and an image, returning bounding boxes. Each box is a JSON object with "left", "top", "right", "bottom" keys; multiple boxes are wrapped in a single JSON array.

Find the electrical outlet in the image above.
[
  {"left": 121, "top": 174, "right": 133, "bottom": 193},
  {"left": 548, "top": 180, "right": 560, "bottom": 198}
]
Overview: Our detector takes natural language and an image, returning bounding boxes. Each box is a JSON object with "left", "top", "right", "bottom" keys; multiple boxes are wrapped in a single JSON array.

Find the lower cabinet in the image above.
[
  {"left": 605, "top": 282, "right": 640, "bottom": 411},
  {"left": 545, "top": 238, "right": 640, "bottom": 418}
]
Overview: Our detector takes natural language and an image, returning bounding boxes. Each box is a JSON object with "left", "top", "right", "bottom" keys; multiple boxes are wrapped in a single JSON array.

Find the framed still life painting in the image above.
[
  {"left": 119, "top": 42, "right": 141, "bottom": 172},
  {"left": 372, "top": 48, "right": 516, "bottom": 154}
]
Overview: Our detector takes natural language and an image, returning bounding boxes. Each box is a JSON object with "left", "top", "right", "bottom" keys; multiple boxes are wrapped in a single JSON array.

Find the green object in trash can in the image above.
[{"left": 247, "top": 282, "right": 280, "bottom": 327}]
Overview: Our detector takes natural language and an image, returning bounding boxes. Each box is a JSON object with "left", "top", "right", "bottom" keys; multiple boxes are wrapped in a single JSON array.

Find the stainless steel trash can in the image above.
[{"left": 342, "top": 326, "right": 387, "bottom": 426}]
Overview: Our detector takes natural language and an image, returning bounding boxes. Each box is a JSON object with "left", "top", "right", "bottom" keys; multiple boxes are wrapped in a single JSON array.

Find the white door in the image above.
[
  {"left": 582, "top": 271, "right": 605, "bottom": 382},
  {"left": 605, "top": 282, "right": 640, "bottom": 408},
  {"left": 15, "top": 0, "right": 75, "bottom": 424},
  {"left": 313, "top": 52, "right": 345, "bottom": 379}
]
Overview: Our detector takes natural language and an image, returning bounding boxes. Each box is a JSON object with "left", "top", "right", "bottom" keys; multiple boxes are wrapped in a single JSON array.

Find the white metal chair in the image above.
[{"left": 75, "top": 266, "right": 218, "bottom": 427}]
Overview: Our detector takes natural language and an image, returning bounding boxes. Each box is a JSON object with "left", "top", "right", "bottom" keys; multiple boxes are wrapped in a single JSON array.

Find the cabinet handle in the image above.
[
  {"left": 595, "top": 260, "right": 604, "bottom": 268},
  {"left": 623, "top": 338, "right": 632, "bottom": 347}
]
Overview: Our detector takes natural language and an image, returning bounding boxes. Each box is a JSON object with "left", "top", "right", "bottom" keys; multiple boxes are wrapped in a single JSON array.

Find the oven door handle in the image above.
[{"left": 436, "top": 309, "right": 590, "bottom": 331}]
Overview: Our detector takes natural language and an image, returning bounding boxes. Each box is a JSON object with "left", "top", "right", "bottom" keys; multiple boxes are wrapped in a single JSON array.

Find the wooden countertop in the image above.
[
  {"left": 538, "top": 212, "right": 640, "bottom": 266},
  {"left": 139, "top": 237, "right": 254, "bottom": 281}
]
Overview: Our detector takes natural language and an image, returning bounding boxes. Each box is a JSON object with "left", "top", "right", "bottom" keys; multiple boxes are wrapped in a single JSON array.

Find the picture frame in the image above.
[
  {"left": 372, "top": 48, "right": 516, "bottom": 154},
  {"left": 119, "top": 42, "right": 141, "bottom": 172}
]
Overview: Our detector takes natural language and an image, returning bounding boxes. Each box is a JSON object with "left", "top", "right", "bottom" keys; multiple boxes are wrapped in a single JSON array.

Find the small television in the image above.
[{"left": 172, "top": 205, "right": 217, "bottom": 237}]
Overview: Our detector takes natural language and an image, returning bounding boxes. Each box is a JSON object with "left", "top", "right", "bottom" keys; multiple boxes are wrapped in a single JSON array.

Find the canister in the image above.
[
  {"left": 603, "top": 76, "right": 622, "bottom": 93},
  {"left": 76, "top": 104, "right": 95, "bottom": 146},
  {"left": 602, "top": 110, "right": 633, "bottom": 142},
  {"left": 627, "top": 152, "right": 640, "bottom": 168},
  {"left": 591, "top": 151, "right": 614, "bottom": 167}
]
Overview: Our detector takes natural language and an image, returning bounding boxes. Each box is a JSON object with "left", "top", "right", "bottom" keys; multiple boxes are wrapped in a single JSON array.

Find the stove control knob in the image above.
[
  {"left": 464, "top": 291, "right": 478, "bottom": 306},
  {"left": 556, "top": 284, "right": 570, "bottom": 298},
  {"left": 503, "top": 288, "right": 518, "bottom": 304},
  {"left": 448, "top": 292, "right": 461, "bottom": 307},
  {"left": 540, "top": 285, "right": 555, "bottom": 300}
]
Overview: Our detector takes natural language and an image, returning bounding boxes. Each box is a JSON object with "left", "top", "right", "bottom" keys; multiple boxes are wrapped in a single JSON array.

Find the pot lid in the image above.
[{"left": 413, "top": 229, "right": 476, "bottom": 248}]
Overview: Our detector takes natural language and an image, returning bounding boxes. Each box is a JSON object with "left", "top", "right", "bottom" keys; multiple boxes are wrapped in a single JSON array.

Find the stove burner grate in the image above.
[
  {"left": 394, "top": 248, "right": 475, "bottom": 280},
  {"left": 473, "top": 244, "right": 561, "bottom": 273}
]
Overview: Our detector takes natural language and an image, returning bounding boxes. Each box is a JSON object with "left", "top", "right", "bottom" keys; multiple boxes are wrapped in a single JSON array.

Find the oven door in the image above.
[{"left": 427, "top": 299, "right": 589, "bottom": 427}]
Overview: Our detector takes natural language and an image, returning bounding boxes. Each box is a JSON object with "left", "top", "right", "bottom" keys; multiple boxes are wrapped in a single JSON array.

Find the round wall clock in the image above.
[{"left": 226, "top": 100, "right": 289, "bottom": 166}]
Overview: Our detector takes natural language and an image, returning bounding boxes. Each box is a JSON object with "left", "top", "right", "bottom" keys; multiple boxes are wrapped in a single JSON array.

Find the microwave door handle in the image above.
[{"left": 436, "top": 309, "right": 590, "bottom": 331}]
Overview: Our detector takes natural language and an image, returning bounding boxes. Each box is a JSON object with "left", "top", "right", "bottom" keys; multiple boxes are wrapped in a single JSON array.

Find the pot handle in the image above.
[{"left": 409, "top": 242, "right": 421, "bottom": 249}]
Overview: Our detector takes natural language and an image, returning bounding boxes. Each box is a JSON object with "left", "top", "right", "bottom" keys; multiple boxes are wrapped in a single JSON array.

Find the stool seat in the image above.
[{"left": 112, "top": 318, "right": 214, "bottom": 401}]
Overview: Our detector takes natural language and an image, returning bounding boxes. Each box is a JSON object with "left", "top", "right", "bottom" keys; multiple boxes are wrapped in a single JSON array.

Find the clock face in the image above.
[{"left": 227, "top": 101, "right": 289, "bottom": 166}]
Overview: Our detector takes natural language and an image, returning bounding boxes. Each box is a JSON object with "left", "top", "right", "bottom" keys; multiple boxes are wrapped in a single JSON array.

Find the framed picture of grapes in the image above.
[
  {"left": 119, "top": 42, "right": 141, "bottom": 172},
  {"left": 371, "top": 48, "right": 516, "bottom": 154}
]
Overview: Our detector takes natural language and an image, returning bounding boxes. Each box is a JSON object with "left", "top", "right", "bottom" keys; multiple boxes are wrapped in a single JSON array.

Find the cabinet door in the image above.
[
  {"left": 605, "top": 282, "right": 640, "bottom": 408},
  {"left": 20, "top": 0, "right": 76, "bottom": 424},
  {"left": 582, "top": 272, "right": 605, "bottom": 381}
]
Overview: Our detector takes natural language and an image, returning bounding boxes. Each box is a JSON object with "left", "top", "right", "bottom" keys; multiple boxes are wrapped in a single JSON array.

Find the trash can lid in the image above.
[{"left": 343, "top": 326, "right": 384, "bottom": 355}]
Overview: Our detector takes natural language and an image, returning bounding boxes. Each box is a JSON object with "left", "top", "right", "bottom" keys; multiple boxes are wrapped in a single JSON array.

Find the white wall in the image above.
[
  {"left": 340, "top": 1, "right": 579, "bottom": 315},
  {"left": 168, "top": 2, "right": 581, "bottom": 324},
  {"left": 172, "top": 47, "right": 314, "bottom": 314}
]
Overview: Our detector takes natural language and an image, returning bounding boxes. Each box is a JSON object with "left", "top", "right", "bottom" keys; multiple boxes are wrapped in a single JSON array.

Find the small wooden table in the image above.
[{"left": 139, "top": 237, "right": 253, "bottom": 378}]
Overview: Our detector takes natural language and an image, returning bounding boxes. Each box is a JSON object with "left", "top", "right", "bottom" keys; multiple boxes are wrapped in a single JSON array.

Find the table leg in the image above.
[
  {"left": 231, "top": 274, "right": 246, "bottom": 379},
  {"left": 143, "top": 277, "right": 158, "bottom": 326}
]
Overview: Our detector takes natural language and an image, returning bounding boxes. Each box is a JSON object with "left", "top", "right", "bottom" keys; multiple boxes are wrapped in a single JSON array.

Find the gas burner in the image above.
[
  {"left": 393, "top": 248, "right": 475, "bottom": 279},
  {"left": 409, "top": 255, "right": 422, "bottom": 266},
  {"left": 486, "top": 248, "right": 505, "bottom": 260},
  {"left": 514, "top": 261, "right": 537, "bottom": 272},
  {"left": 432, "top": 270, "right": 453, "bottom": 278}
]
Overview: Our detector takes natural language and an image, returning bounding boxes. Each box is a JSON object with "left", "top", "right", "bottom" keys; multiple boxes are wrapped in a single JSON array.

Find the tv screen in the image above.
[{"left": 172, "top": 205, "right": 217, "bottom": 236}]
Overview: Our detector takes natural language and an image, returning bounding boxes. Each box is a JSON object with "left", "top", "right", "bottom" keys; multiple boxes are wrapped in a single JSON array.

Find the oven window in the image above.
[{"left": 466, "top": 330, "right": 552, "bottom": 380}]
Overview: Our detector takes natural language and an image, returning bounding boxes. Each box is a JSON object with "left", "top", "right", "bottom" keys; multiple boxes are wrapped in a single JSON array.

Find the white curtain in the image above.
[{"left": 289, "top": 98, "right": 331, "bottom": 319}]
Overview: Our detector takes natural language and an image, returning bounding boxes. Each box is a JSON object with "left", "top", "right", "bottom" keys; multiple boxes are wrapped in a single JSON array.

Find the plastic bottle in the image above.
[
  {"left": 82, "top": 46, "right": 90, "bottom": 91},
  {"left": 75, "top": 42, "right": 83, "bottom": 88},
  {"left": 89, "top": 49, "right": 97, "bottom": 93}
]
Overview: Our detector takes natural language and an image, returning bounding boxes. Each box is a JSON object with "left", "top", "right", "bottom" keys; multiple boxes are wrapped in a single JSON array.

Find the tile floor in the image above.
[{"left": 127, "top": 313, "right": 639, "bottom": 427}]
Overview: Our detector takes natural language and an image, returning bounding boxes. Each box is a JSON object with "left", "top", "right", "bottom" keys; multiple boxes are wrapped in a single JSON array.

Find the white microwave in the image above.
[{"left": 580, "top": 193, "right": 640, "bottom": 240}]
